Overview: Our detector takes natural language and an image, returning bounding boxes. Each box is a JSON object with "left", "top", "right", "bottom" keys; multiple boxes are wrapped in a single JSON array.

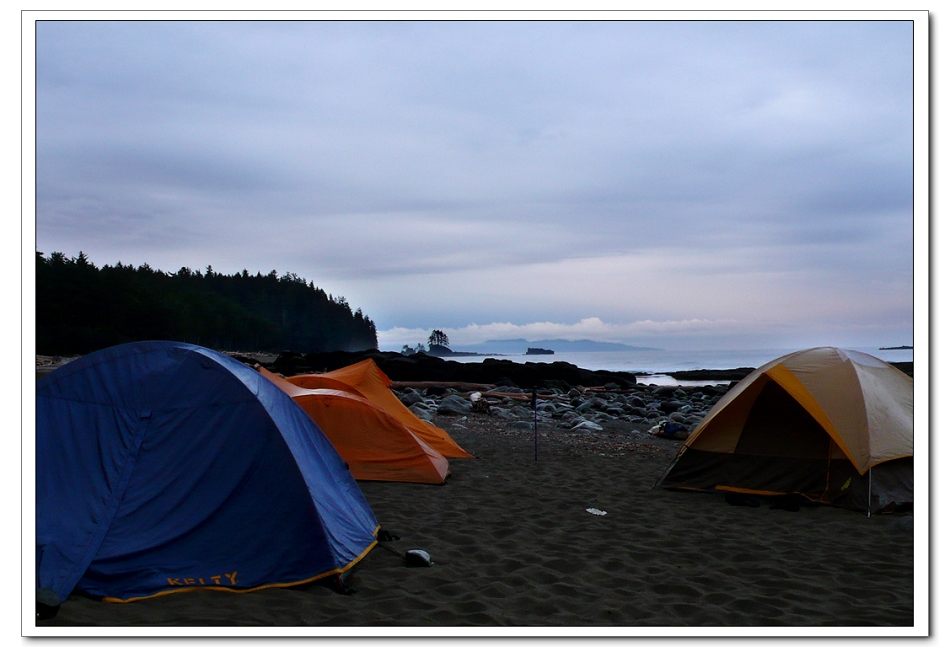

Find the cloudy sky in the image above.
[{"left": 33, "top": 18, "right": 917, "bottom": 351}]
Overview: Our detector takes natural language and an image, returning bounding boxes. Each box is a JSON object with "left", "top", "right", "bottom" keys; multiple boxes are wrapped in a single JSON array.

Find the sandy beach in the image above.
[{"left": 36, "top": 412, "right": 914, "bottom": 630}]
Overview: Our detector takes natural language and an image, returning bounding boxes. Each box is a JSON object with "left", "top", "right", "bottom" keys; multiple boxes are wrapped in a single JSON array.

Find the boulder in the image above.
[
  {"left": 570, "top": 420, "right": 603, "bottom": 433},
  {"left": 654, "top": 386, "right": 678, "bottom": 399},
  {"left": 399, "top": 388, "right": 425, "bottom": 406},
  {"left": 659, "top": 400, "right": 683, "bottom": 413},
  {"left": 507, "top": 405, "right": 534, "bottom": 420},
  {"left": 437, "top": 395, "right": 473, "bottom": 416},
  {"left": 409, "top": 403, "right": 434, "bottom": 422}
]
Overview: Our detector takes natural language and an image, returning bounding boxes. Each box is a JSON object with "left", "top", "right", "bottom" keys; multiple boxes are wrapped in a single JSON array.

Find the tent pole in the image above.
[
  {"left": 653, "top": 453, "right": 680, "bottom": 489},
  {"left": 533, "top": 387, "right": 538, "bottom": 461},
  {"left": 867, "top": 466, "right": 872, "bottom": 518}
]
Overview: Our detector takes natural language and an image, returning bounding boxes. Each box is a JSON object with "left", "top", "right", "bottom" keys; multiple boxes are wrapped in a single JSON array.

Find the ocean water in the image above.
[{"left": 442, "top": 346, "right": 913, "bottom": 386}]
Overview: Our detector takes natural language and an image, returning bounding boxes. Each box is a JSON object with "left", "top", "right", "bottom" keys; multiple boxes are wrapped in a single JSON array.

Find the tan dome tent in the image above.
[
  {"left": 259, "top": 369, "right": 450, "bottom": 485},
  {"left": 288, "top": 359, "right": 473, "bottom": 459},
  {"left": 659, "top": 347, "right": 913, "bottom": 514}
]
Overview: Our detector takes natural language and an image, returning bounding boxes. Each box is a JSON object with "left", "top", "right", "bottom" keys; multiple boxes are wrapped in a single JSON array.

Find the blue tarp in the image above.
[{"left": 36, "top": 341, "right": 379, "bottom": 603}]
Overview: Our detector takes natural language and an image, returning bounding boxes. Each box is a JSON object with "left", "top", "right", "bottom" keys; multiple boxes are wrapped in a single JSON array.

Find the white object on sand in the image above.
[{"left": 586, "top": 508, "right": 607, "bottom": 516}]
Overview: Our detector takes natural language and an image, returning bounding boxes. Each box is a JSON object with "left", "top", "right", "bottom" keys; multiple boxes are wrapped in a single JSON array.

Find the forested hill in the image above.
[{"left": 36, "top": 251, "right": 378, "bottom": 355}]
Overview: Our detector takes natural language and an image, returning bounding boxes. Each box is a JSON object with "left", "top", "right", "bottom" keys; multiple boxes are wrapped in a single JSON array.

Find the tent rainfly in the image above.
[
  {"left": 260, "top": 368, "right": 450, "bottom": 484},
  {"left": 288, "top": 358, "right": 473, "bottom": 459},
  {"left": 658, "top": 347, "right": 913, "bottom": 515},
  {"left": 36, "top": 341, "right": 379, "bottom": 605}
]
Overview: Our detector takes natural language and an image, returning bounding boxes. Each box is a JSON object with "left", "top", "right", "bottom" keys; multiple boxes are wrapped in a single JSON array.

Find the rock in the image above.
[
  {"left": 507, "top": 405, "right": 534, "bottom": 420},
  {"left": 571, "top": 419, "right": 603, "bottom": 433},
  {"left": 507, "top": 420, "right": 535, "bottom": 431},
  {"left": 550, "top": 403, "right": 574, "bottom": 417},
  {"left": 437, "top": 395, "right": 473, "bottom": 416},
  {"left": 659, "top": 400, "right": 683, "bottom": 413},
  {"left": 399, "top": 388, "right": 425, "bottom": 405},
  {"left": 409, "top": 403, "right": 433, "bottom": 422},
  {"left": 558, "top": 411, "right": 581, "bottom": 425}
]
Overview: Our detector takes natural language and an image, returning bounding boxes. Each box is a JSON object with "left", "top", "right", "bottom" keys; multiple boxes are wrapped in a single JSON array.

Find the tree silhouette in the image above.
[
  {"left": 428, "top": 330, "right": 449, "bottom": 349},
  {"left": 36, "top": 251, "right": 379, "bottom": 355}
]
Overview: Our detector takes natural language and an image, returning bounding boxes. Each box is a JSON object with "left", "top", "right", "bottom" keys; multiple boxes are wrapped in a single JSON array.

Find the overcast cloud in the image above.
[{"left": 34, "top": 19, "right": 915, "bottom": 350}]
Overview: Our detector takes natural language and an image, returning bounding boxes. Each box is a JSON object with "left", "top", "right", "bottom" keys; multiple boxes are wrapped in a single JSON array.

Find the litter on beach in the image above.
[{"left": 586, "top": 508, "right": 607, "bottom": 516}]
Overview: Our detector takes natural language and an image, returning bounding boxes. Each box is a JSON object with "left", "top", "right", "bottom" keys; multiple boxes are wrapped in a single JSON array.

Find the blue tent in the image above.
[{"left": 36, "top": 341, "right": 379, "bottom": 603}]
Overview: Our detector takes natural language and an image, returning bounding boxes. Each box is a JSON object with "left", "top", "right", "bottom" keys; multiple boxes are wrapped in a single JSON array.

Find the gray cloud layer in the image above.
[{"left": 35, "top": 19, "right": 914, "bottom": 348}]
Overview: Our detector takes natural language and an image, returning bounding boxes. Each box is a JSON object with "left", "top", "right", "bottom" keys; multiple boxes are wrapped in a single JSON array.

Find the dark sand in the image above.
[{"left": 35, "top": 414, "right": 914, "bottom": 631}]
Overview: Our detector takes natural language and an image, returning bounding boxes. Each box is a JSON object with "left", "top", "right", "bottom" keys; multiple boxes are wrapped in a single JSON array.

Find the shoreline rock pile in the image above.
[{"left": 393, "top": 380, "right": 734, "bottom": 437}]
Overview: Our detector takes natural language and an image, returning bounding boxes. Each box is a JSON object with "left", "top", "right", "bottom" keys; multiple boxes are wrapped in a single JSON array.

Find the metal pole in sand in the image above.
[{"left": 532, "top": 387, "right": 538, "bottom": 461}]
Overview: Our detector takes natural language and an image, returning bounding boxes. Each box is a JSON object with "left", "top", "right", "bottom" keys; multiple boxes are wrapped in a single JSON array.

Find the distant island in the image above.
[
  {"left": 880, "top": 345, "right": 913, "bottom": 350},
  {"left": 426, "top": 344, "right": 483, "bottom": 357},
  {"left": 526, "top": 347, "right": 555, "bottom": 355},
  {"left": 453, "top": 339, "right": 661, "bottom": 354}
]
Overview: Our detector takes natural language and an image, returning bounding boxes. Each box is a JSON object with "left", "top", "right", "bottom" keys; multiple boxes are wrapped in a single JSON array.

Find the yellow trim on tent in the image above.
[
  {"left": 765, "top": 364, "right": 861, "bottom": 469},
  {"left": 101, "top": 526, "right": 381, "bottom": 604},
  {"left": 713, "top": 485, "right": 820, "bottom": 500},
  {"left": 714, "top": 485, "right": 786, "bottom": 497}
]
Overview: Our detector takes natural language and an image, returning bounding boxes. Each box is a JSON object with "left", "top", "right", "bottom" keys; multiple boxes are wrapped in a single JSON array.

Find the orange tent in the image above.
[
  {"left": 288, "top": 359, "right": 473, "bottom": 459},
  {"left": 260, "top": 369, "right": 449, "bottom": 485}
]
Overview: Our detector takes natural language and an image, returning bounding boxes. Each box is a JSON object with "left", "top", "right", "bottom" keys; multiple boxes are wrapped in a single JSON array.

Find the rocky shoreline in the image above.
[
  {"left": 266, "top": 349, "right": 643, "bottom": 389},
  {"left": 251, "top": 348, "right": 912, "bottom": 440},
  {"left": 222, "top": 348, "right": 738, "bottom": 439},
  {"left": 390, "top": 379, "right": 725, "bottom": 439}
]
